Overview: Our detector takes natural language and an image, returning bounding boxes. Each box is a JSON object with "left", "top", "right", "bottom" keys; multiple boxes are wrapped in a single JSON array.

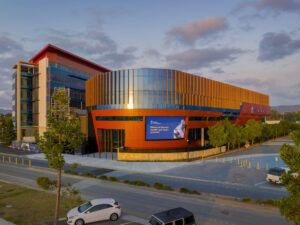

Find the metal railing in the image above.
[{"left": 0, "top": 153, "right": 32, "bottom": 167}]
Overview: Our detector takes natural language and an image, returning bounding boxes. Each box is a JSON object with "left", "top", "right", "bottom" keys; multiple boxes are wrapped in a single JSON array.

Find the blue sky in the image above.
[{"left": 0, "top": 0, "right": 300, "bottom": 109}]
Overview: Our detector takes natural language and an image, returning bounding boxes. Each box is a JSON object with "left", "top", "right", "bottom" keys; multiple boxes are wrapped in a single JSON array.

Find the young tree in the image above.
[
  {"left": 37, "top": 88, "right": 85, "bottom": 225},
  {"left": 261, "top": 124, "right": 272, "bottom": 142},
  {"left": 0, "top": 115, "right": 16, "bottom": 146},
  {"left": 279, "top": 120, "right": 291, "bottom": 136},
  {"left": 208, "top": 123, "right": 227, "bottom": 148},
  {"left": 243, "top": 119, "right": 262, "bottom": 145},
  {"left": 236, "top": 125, "right": 245, "bottom": 148},
  {"left": 290, "top": 130, "right": 300, "bottom": 148},
  {"left": 224, "top": 119, "right": 239, "bottom": 150},
  {"left": 279, "top": 131, "right": 300, "bottom": 225}
]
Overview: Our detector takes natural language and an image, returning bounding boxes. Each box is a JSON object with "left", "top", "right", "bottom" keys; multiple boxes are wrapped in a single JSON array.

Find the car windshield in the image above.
[
  {"left": 268, "top": 168, "right": 285, "bottom": 176},
  {"left": 78, "top": 201, "right": 92, "bottom": 213}
]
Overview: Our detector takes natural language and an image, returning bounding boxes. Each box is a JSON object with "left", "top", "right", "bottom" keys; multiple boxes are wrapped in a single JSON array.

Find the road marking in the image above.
[
  {"left": 149, "top": 173, "right": 287, "bottom": 193},
  {"left": 119, "top": 222, "right": 133, "bottom": 225},
  {"left": 254, "top": 181, "right": 267, "bottom": 186}
]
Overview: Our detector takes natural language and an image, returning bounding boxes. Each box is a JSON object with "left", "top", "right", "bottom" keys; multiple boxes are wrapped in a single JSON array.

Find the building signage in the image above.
[{"left": 145, "top": 116, "right": 186, "bottom": 140}]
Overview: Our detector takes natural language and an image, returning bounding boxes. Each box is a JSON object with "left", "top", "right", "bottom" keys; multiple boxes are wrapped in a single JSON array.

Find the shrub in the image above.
[
  {"left": 108, "top": 176, "right": 118, "bottom": 182},
  {"left": 123, "top": 180, "right": 150, "bottom": 187},
  {"left": 98, "top": 175, "right": 108, "bottom": 180},
  {"left": 179, "top": 187, "right": 201, "bottom": 195},
  {"left": 65, "top": 163, "right": 80, "bottom": 175},
  {"left": 153, "top": 182, "right": 173, "bottom": 191},
  {"left": 64, "top": 169, "right": 78, "bottom": 175},
  {"left": 255, "top": 199, "right": 278, "bottom": 206},
  {"left": 81, "top": 172, "right": 96, "bottom": 178},
  {"left": 62, "top": 184, "right": 82, "bottom": 205},
  {"left": 242, "top": 198, "right": 252, "bottom": 203},
  {"left": 36, "top": 177, "right": 56, "bottom": 190}
]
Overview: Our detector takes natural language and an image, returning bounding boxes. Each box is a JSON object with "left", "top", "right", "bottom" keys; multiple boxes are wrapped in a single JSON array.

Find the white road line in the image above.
[
  {"left": 254, "top": 181, "right": 267, "bottom": 186},
  {"left": 119, "top": 222, "right": 133, "bottom": 225}
]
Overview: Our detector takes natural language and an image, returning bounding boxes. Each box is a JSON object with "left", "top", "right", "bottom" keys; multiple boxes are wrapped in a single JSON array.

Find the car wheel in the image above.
[
  {"left": 110, "top": 213, "right": 119, "bottom": 221},
  {"left": 75, "top": 219, "right": 85, "bottom": 225}
]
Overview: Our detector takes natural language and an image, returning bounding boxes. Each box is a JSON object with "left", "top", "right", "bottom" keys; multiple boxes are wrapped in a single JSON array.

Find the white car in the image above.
[
  {"left": 266, "top": 167, "right": 289, "bottom": 184},
  {"left": 67, "top": 198, "right": 121, "bottom": 225}
]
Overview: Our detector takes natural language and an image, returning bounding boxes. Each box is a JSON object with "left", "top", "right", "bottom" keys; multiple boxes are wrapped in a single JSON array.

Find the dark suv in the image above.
[{"left": 149, "top": 207, "right": 196, "bottom": 225}]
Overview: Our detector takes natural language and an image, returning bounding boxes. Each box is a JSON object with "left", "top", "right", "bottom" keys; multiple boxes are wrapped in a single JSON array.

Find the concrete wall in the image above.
[
  {"left": 38, "top": 58, "right": 48, "bottom": 136},
  {"left": 117, "top": 146, "right": 226, "bottom": 161}
]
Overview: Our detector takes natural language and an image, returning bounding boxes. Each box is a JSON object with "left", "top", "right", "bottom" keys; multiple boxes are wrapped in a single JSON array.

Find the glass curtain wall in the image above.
[{"left": 48, "top": 62, "right": 89, "bottom": 110}]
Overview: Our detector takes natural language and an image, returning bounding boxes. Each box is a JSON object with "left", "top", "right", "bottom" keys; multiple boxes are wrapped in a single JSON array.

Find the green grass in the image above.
[{"left": 0, "top": 181, "right": 83, "bottom": 225}]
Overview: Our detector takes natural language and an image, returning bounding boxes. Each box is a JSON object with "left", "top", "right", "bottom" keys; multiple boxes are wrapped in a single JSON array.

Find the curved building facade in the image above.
[{"left": 86, "top": 68, "right": 270, "bottom": 153}]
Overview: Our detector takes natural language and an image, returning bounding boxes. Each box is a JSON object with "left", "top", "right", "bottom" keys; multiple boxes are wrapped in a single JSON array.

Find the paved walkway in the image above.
[
  {"left": 25, "top": 137, "right": 292, "bottom": 173},
  {"left": 26, "top": 153, "right": 189, "bottom": 173}
]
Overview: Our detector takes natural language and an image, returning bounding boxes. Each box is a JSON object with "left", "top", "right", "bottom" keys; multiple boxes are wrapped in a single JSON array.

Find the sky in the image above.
[{"left": 0, "top": 0, "right": 300, "bottom": 109}]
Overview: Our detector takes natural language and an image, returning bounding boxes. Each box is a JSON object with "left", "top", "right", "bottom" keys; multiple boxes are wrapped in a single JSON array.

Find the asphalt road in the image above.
[
  {"left": 0, "top": 163, "right": 290, "bottom": 225},
  {"left": 0, "top": 138, "right": 289, "bottom": 200}
]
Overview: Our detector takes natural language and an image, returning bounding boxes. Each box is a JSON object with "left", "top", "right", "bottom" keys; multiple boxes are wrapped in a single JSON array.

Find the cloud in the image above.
[
  {"left": 143, "top": 49, "right": 162, "bottom": 58},
  {"left": 258, "top": 32, "right": 300, "bottom": 61},
  {"left": 166, "top": 48, "right": 245, "bottom": 70},
  {"left": 211, "top": 68, "right": 225, "bottom": 74},
  {"left": 256, "top": 0, "right": 300, "bottom": 12},
  {"left": 0, "top": 34, "right": 32, "bottom": 109},
  {"left": 36, "top": 28, "right": 117, "bottom": 55},
  {"left": 226, "top": 78, "right": 269, "bottom": 87},
  {"left": 0, "top": 36, "right": 23, "bottom": 54},
  {"left": 166, "top": 17, "right": 228, "bottom": 46},
  {"left": 225, "top": 77, "right": 300, "bottom": 105},
  {"left": 232, "top": 0, "right": 300, "bottom": 16},
  {"left": 33, "top": 28, "right": 138, "bottom": 68},
  {"left": 99, "top": 47, "right": 138, "bottom": 69}
]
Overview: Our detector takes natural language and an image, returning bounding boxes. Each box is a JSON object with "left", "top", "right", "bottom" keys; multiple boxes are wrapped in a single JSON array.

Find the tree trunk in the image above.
[
  {"left": 227, "top": 143, "right": 230, "bottom": 151},
  {"left": 54, "top": 169, "right": 62, "bottom": 225}
]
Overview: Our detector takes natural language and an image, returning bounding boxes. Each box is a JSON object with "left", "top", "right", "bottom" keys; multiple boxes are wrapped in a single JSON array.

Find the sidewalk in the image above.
[{"left": 26, "top": 153, "right": 189, "bottom": 173}]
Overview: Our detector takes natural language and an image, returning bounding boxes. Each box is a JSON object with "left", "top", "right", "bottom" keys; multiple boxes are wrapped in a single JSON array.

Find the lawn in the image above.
[{"left": 0, "top": 181, "right": 83, "bottom": 225}]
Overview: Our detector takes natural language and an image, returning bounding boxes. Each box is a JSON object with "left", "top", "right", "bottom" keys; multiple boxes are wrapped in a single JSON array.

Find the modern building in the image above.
[
  {"left": 12, "top": 44, "right": 109, "bottom": 142},
  {"left": 86, "top": 69, "right": 270, "bottom": 154}
]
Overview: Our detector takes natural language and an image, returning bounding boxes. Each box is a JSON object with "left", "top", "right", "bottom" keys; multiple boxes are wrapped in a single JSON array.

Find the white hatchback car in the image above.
[{"left": 67, "top": 198, "right": 121, "bottom": 225}]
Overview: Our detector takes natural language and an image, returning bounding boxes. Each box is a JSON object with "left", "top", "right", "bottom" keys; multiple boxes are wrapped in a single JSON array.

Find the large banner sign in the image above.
[{"left": 145, "top": 116, "right": 186, "bottom": 140}]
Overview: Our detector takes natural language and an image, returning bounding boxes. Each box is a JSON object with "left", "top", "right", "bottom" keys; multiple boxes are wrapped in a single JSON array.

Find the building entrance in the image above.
[{"left": 97, "top": 129, "right": 125, "bottom": 160}]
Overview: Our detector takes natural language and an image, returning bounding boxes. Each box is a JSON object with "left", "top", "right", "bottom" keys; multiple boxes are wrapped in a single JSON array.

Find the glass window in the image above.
[
  {"left": 149, "top": 217, "right": 163, "bottom": 225},
  {"left": 78, "top": 201, "right": 92, "bottom": 213},
  {"left": 175, "top": 219, "right": 183, "bottom": 225},
  {"left": 184, "top": 216, "right": 195, "bottom": 225}
]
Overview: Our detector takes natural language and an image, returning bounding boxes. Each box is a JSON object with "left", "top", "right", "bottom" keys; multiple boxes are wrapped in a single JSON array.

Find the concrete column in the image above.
[{"left": 201, "top": 128, "right": 205, "bottom": 146}]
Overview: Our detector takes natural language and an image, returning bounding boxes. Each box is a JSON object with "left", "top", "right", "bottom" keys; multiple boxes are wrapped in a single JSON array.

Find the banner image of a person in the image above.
[{"left": 173, "top": 119, "right": 186, "bottom": 139}]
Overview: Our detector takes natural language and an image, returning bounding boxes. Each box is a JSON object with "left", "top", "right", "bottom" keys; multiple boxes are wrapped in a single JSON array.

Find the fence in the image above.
[
  {"left": 0, "top": 153, "right": 32, "bottom": 167},
  {"left": 117, "top": 146, "right": 227, "bottom": 161}
]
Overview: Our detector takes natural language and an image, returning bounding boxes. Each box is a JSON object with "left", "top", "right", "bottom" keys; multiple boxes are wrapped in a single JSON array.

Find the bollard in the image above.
[
  {"left": 249, "top": 161, "right": 251, "bottom": 169},
  {"left": 8, "top": 156, "right": 11, "bottom": 164},
  {"left": 15, "top": 157, "right": 18, "bottom": 165},
  {"left": 28, "top": 160, "right": 31, "bottom": 167},
  {"left": 2, "top": 155, "right": 4, "bottom": 163},
  {"left": 256, "top": 162, "right": 260, "bottom": 170}
]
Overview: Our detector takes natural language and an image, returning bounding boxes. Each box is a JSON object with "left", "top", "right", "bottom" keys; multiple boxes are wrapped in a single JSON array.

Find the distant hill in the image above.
[
  {"left": 0, "top": 109, "right": 11, "bottom": 115},
  {"left": 271, "top": 105, "right": 300, "bottom": 113}
]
